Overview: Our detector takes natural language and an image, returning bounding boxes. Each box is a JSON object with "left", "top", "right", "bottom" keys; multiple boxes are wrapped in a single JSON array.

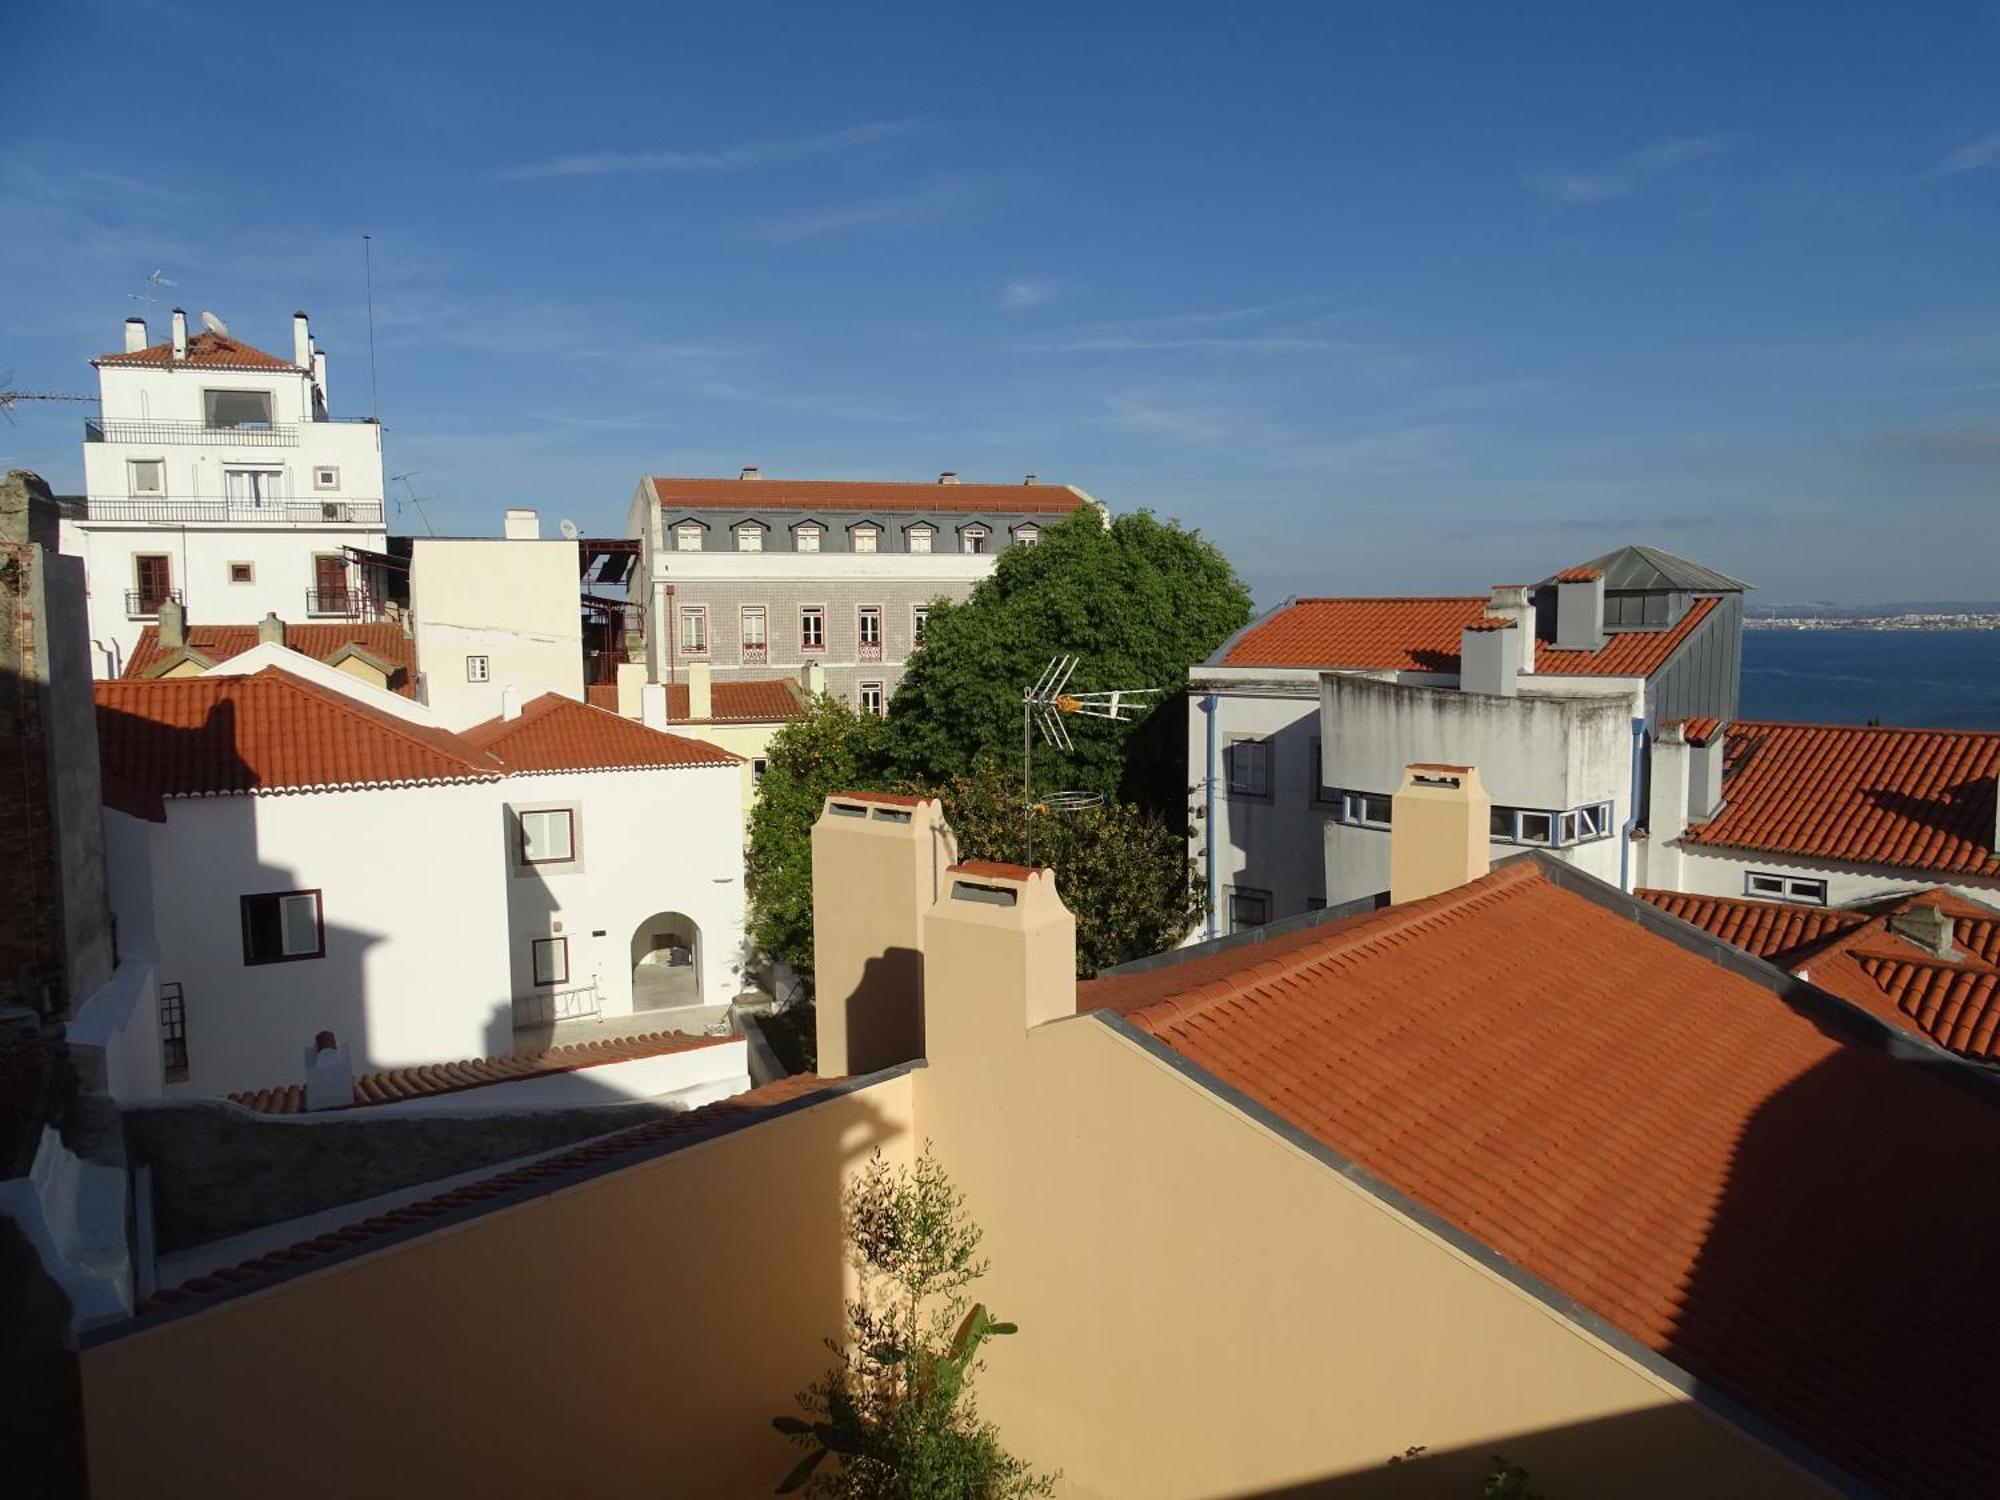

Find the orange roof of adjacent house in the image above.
[
  {"left": 583, "top": 679, "right": 804, "bottom": 723},
  {"left": 1553, "top": 565, "right": 1601, "bottom": 583},
  {"left": 459, "top": 693, "right": 739, "bottom": 772},
  {"left": 1534, "top": 594, "right": 1720, "bottom": 676},
  {"left": 1642, "top": 886, "right": 2000, "bottom": 1060},
  {"left": 229, "top": 1031, "right": 737, "bottom": 1115},
  {"left": 1684, "top": 720, "right": 2000, "bottom": 878},
  {"left": 1078, "top": 859, "right": 2000, "bottom": 1497},
  {"left": 650, "top": 475, "right": 1090, "bottom": 516},
  {"left": 93, "top": 330, "right": 302, "bottom": 372},
  {"left": 125, "top": 622, "right": 417, "bottom": 697},
  {"left": 96, "top": 671, "right": 501, "bottom": 817}
]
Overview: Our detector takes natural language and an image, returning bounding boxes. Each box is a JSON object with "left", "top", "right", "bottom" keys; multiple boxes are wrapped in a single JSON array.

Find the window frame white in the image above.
[
  {"left": 1015, "top": 524, "right": 1040, "bottom": 545},
  {"left": 800, "top": 604, "right": 826, "bottom": 652},
  {"left": 128, "top": 458, "right": 165, "bottom": 497},
  {"left": 735, "top": 524, "right": 764, "bottom": 553},
  {"left": 912, "top": 605, "right": 930, "bottom": 647},
  {"left": 313, "top": 465, "right": 340, "bottom": 491},
  {"left": 675, "top": 522, "right": 705, "bottom": 553},
  {"left": 907, "top": 524, "right": 934, "bottom": 555},
  {"left": 795, "top": 524, "right": 823, "bottom": 554},
  {"left": 518, "top": 808, "right": 577, "bottom": 867},
  {"left": 859, "top": 681, "right": 885, "bottom": 717},
  {"left": 204, "top": 388, "right": 274, "bottom": 429},
  {"left": 1227, "top": 886, "right": 1272, "bottom": 934},
  {"left": 851, "top": 524, "right": 880, "bottom": 554},
  {"left": 678, "top": 604, "right": 709, "bottom": 656},
  {"left": 1745, "top": 871, "right": 1829, "bottom": 905},
  {"left": 1225, "top": 737, "right": 1273, "bottom": 799},
  {"left": 241, "top": 889, "right": 324, "bottom": 966},
  {"left": 466, "top": 654, "right": 491, "bottom": 683},
  {"left": 960, "top": 524, "right": 990, "bottom": 555}
]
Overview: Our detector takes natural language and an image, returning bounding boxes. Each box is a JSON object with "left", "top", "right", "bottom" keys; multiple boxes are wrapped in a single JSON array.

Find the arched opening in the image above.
[{"left": 631, "top": 912, "right": 701, "bottom": 1012}]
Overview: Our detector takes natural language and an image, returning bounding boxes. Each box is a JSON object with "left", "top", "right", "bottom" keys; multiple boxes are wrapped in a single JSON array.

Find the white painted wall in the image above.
[
  {"left": 0, "top": 1127, "right": 131, "bottom": 1330},
  {"left": 1652, "top": 842, "right": 2000, "bottom": 909},
  {"left": 66, "top": 959, "right": 162, "bottom": 1106},
  {"left": 361, "top": 1039, "right": 749, "bottom": 1115},
  {"left": 410, "top": 536, "right": 584, "bottom": 729},
  {"left": 205, "top": 641, "right": 437, "bottom": 724}
]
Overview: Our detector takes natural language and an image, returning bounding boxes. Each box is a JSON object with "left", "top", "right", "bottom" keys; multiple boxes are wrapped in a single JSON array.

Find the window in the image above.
[
  {"left": 228, "top": 561, "right": 254, "bottom": 585},
  {"left": 1746, "top": 871, "right": 1828, "bottom": 905},
  {"left": 912, "top": 606, "right": 930, "bottom": 647},
  {"left": 858, "top": 605, "right": 882, "bottom": 658},
  {"left": 1558, "top": 803, "right": 1615, "bottom": 844},
  {"left": 679, "top": 605, "right": 709, "bottom": 655},
  {"left": 961, "top": 525, "right": 989, "bottom": 555},
  {"left": 852, "top": 525, "right": 879, "bottom": 554},
  {"left": 132, "top": 554, "right": 172, "bottom": 615},
  {"left": 313, "top": 465, "right": 340, "bottom": 490},
  {"left": 860, "top": 681, "right": 885, "bottom": 717},
  {"left": 1226, "top": 738, "right": 1272, "bottom": 798},
  {"left": 1332, "top": 790, "right": 1393, "bottom": 828},
  {"left": 800, "top": 605, "right": 825, "bottom": 651},
  {"left": 908, "top": 525, "right": 934, "bottom": 555},
  {"left": 796, "top": 524, "right": 822, "bottom": 554},
  {"left": 531, "top": 936, "right": 569, "bottom": 987},
  {"left": 1228, "top": 887, "right": 1271, "bottom": 933},
  {"left": 751, "top": 757, "right": 769, "bottom": 786},
  {"left": 676, "top": 523, "right": 704, "bottom": 552},
  {"left": 128, "top": 459, "right": 164, "bottom": 496},
  {"left": 204, "top": 389, "right": 274, "bottom": 428},
  {"left": 1604, "top": 591, "right": 1670, "bottom": 628},
  {"left": 736, "top": 525, "right": 763, "bottom": 553},
  {"left": 741, "top": 605, "right": 768, "bottom": 662},
  {"left": 1515, "top": 810, "right": 1554, "bottom": 845},
  {"left": 223, "top": 468, "right": 282, "bottom": 506},
  {"left": 519, "top": 808, "right": 576, "bottom": 866},
  {"left": 241, "top": 890, "right": 324, "bottom": 965},
  {"left": 1016, "top": 525, "right": 1039, "bottom": 545},
  {"left": 466, "top": 654, "right": 490, "bottom": 682}
]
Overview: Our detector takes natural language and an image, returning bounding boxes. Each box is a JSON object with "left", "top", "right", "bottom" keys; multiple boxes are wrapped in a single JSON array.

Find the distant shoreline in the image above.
[{"left": 1746, "top": 615, "right": 2000, "bottom": 632}]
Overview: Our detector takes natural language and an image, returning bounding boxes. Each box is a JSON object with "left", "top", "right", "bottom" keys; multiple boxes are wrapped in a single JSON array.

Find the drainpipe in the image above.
[
  {"left": 1620, "top": 717, "right": 1645, "bottom": 893},
  {"left": 1200, "top": 694, "right": 1220, "bottom": 939}
]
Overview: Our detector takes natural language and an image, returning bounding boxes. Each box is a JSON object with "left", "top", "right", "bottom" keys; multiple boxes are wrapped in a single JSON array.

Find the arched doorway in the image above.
[{"left": 631, "top": 912, "right": 701, "bottom": 1012}]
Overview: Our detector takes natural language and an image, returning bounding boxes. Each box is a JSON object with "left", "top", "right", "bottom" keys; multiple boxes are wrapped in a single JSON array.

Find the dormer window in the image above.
[
  {"left": 735, "top": 524, "right": 763, "bottom": 553},
  {"left": 960, "top": 525, "right": 989, "bottom": 555},
  {"left": 908, "top": 524, "right": 934, "bottom": 555},
  {"left": 1015, "top": 525, "right": 1039, "bottom": 546},
  {"left": 676, "top": 523, "right": 704, "bottom": 552},
  {"left": 852, "top": 524, "right": 880, "bottom": 554},
  {"left": 1603, "top": 590, "right": 1669, "bottom": 628},
  {"left": 796, "top": 524, "right": 822, "bottom": 554}
]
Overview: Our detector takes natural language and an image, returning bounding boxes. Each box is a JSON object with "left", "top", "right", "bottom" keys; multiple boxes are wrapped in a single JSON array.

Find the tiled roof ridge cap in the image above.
[
  {"left": 1730, "top": 717, "right": 2000, "bottom": 740},
  {"left": 1123, "top": 862, "right": 1544, "bottom": 1033}
]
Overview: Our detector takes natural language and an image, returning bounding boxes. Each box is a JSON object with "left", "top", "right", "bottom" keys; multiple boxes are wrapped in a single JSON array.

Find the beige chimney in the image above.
[
  {"left": 810, "top": 792, "right": 958, "bottom": 1076},
  {"left": 740, "top": 465, "right": 761, "bottom": 480},
  {"left": 686, "top": 659, "right": 712, "bottom": 721},
  {"left": 124, "top": 317, "right": 147, "bottom": 353},
  {"left": 292, "top": 311, "right": 312, "bottom": 369},
  {"left": 1389, "top": 763, "right": 1493, "bottom": 905},
  {"left": 503, "top": 507, "right": 540, "bottom": 540},
  {"left": 170, "top": 308, "right": 188, "bottom": 361},
  {"left": 156, "top": 596, "right": 185, "bottom": 650},
  {"left": 800, "top": 660, "right": 826, "bottom": 697},
  {"left": 1890, "top": 903, "right": 1959, "bottom": 960},
  {"left": 921, "top": 862, "right": 1077, "bottom": 1069},
  {"left": 615, "top": 661, "right": 646, "bottom": 719},
  {"left": 257, "top": 611, "right": 285, "bottom": 647},
  {"left": 938, "top": 470, "right": 959, "bottom": 484},
  {"left": 640, "top": 682, "right": 668, "bottom": 730}
]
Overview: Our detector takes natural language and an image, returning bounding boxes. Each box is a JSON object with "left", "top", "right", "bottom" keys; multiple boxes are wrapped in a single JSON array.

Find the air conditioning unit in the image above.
[{"left": 321, "top": 502, "right": 348, "bottom": 522}]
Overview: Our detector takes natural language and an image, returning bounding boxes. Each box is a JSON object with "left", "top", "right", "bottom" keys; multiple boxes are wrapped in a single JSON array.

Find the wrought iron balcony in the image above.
[
  {"left": 741, "top": 642, "right": 769, "bottom": 664},
  {"left": 87, "top": 417, "right": 300, "bottom": 447},
  {"left": 126, "top": 588, "right": 182, "bottom": 619},
  {"left": 305, "top": 587, "right": 379, "bottom": 619},
  {"left": 858, "top": 639, "right": 884, "bottom": 661},
  {"left": 84, "top": 497, "right": 385, "bottom": 525}
]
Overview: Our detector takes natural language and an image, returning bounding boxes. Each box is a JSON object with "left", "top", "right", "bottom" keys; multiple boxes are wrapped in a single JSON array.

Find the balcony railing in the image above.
[
  {"left": 87, "top": 418, "right": 300, "bottom": 447},
  {"left": 741, "top": 642, "right": 768, "bottom": 664},
  {"left": 84, "top": 497, "right": 385, "bottom": 525},
  {"left": 858, "top": 639, "right": 884, "bottom": 661},
  {"left": 305, "top": 587, "right": 380, "bottom": 619},
  {"left": 126, "top": 588, "right": 182, "bottom": 619}
]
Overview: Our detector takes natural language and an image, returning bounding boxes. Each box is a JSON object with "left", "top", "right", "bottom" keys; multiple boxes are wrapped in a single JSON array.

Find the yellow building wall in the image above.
[{"left": 671, "top": 718, "right": 785, "bottom": 832}]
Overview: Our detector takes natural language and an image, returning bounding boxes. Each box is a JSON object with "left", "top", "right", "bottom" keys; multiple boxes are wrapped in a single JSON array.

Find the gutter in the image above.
[
  {"left": 1620, "top": 716, "right": 1645, "bottom": 892},
  {"left": 1200, "top": 693, "right": 1220, "bottom": 939}
]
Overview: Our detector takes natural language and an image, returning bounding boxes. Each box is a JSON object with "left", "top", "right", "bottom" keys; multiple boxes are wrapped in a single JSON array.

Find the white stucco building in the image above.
[
  {"left": 65, "top": 309, "right": 386, "bottom": 677},
  {"left": 95, "top": 667, "right": 747, "bottom": 1100}
]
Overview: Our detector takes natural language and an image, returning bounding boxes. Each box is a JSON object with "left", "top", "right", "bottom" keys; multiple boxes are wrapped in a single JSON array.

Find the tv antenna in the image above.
[
  {"left": 0, "top": 371, "right": 99, "bottom": 425},
  {"left": 199, "top": 310, "right": 229, "bottom": 336},
  {"left": 559, "top": 517, "right": 580, "bottom": 540},
  {"left": 129, "top": 270, "right": 175, "bottom": 312},
  {"left": 389, "top": 471, "right": 437, "bottom": 536},
  {"left": 1019, "top": 654, "right": 1159, "bottom": 863}
]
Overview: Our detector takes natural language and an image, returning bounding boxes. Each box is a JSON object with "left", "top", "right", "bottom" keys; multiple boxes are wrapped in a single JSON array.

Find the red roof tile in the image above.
[
  {"left": 584, "top": 684, "right": 619, "bottom": 711},
  {"left": 459, "top": 693, "right": 739, "bottom": 772},
  {"left": 1666, "top": 715, "right": 1722, "bottom": 746},
  {"left": 94, "top": 330, "right": 302, "bottom": 372},
  {"left": 1554, "top": 565, "right": 1602, "bottom": 583},
  {"left": 1465, "top": 615, "right": 1515, "bottom": 632},
  {"left": 1684, "top": 720, "right": 2000, "bottom": 878},
  {"left": 1078, "top": 861, "right": 2000, "bottom": 1497},
  {"left": 651, "top": 476, "right": 1090, "bottom": 516},
  {"left": 829, "top": 790, "right": 929, "bottom": 808},
  {"left": 1637, "top": 889, "right": 1865, "bottom": 966},
  {"left": 667, "top": 677, "right": 804, "bottom": 723},
  {"left": 125, "top": 622, "right": 416, "bottom": 697},
  {"left": 229, "top": 1030, "right": 736, "bottom": 1115},
  {"left": 95, "top": 671, "right": 500, "bottom": 815},
  {"left": 948, "top": 859, "right": 1038, "bottom": 880},
  {"left": 1534, "top": 594, "right": 1720, "bottom": 677}
]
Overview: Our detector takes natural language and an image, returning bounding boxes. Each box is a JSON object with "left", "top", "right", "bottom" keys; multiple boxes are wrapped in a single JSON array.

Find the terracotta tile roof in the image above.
[
  {"left": 228, "top": 1030, "right": 736, "bottom": 1115},
  {"left": 93, "top": 330, "right": 302, "bottom": 372},
  {"left": 1464, "top": 615, "right": 1515, "bottom": 632},
  {"left": 830, "top": 790, "right": 929, "bottom": 808},
  {"left": 95, "top": 671, "right": 500, "bottom": 816},
  {"left": 667, "top": 677, "right": 804, "bottom": 724},
  {"left": 139, "top": 1072, "right": 838, "bottom": 1315},
  {"left": 1534, "top": 594, "right": 1721, "bottom": 677},
  {"left": 1220, "top": 597, "right": 1489, "bottom": 671},
  {"left": 459, "top": 693, "right": 739, "bottom": 772},
  {"left": 949, "top": 859, "right": 1038, "bottom": 880},
  {"left": 1666, "top": 715, "right": 1722, "bottom": 746},
  {"left": 125, "top": 622, "right": 416, "bottom": 697},
  {"left": 1636, "top": 889, "right": 1866, "bottom": 966},
  {"left": 1683, "top": 720, "right": 2000, "bottom": 878},
  {"left": 1553, "top": 565, "right": 1602, "bottom": 583},
  {"left": 584, "top": 683, "right": 618, "bottom": 710},
  {"left": 1078, "top": 860, "right": 2000, "bottom": 1497},
  {"left": 650, "top": 476, "right": 1090, "bottom": 516}
]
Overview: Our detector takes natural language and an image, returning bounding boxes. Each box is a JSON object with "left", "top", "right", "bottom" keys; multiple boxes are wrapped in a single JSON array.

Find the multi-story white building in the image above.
[
  {"left": 626, "top": 470, "right": 1096, "bottom": 713},
  {"left": 66, "top": 308, "right": 386, "bottom": 676}
]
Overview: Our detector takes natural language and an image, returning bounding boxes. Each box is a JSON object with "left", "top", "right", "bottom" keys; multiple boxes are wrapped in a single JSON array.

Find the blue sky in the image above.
[{"left": 7, "top": 0, "right": 2000, "bottom": 607}]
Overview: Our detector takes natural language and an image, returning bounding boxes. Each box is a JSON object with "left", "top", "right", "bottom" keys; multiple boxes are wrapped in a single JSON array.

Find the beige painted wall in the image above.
[
  {"left": 80, "top": 1077, "right": 916, "bottom": 1500},
  {"left": 409, "top": 536, "right": 584, "bottom": 729},
  {"left": 673, "top": 718, "right": 784, "bottom": 832}
]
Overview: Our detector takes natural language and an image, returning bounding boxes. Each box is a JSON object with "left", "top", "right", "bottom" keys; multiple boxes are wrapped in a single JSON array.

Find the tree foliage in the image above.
[
  {"left": 774, "top": 1148, "right": 1056, "bottom": 1500},
  {"left": 879, "top": 507, "right": 1252, "bottom": 817}
]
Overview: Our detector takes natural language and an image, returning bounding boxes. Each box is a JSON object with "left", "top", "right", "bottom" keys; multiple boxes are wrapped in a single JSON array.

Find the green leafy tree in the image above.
[
  {"left": 747, "top": 694, "right": 887, "bottom": 976},
  {"left": 774, "top": 1148, "right": 1057, "bottom": 1500},
  {"left": 931, "top": 759, "right": 1202, "bottom": 973},
  {"left": 880, "top": 507, "right": 1252, "bottom": 817}
]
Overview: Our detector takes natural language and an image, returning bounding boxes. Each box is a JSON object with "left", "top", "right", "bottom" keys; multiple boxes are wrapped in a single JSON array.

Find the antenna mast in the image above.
[
  {"left": 363, "top": 234, "right": 380, "bottom": 422},
  {"left": 1019, "top": 655, "right": 1159, "bottom": 865}
]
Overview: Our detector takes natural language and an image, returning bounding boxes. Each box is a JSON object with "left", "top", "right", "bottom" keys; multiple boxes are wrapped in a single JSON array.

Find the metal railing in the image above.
[
  {"left": 858, "top": 639, "right": 884, "bottom": 661},
  {"left": 512, "top": 982, "right": 602, "bottom": 1029},
  {"left": 84, "top": 497, "right": 385, "bottom": 525},
  {"left": 87, "top": 418, "right": 300, "bottom": 447},
  {"left": 305, "top": 587, "right": 379, "bottom": 619},
  {"left": 126, "top": 588, "right": 181, "bottom": 619},
  {"left": 740, "top": 642, "right": 768, "bottom": 664}
]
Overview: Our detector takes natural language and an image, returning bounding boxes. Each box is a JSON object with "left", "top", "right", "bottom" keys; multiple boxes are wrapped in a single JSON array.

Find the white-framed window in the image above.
[
  {"left": 912, "top": 605, "right": 930, "bottom": 647},
  {"left": 860, "top": 681, "right": 885, "bottom": 717},
  {"left": 518, "top": 808, "right": 577, "bottom": 866},
  {"left": 1557, "top": 803, "right": 1615, "bottom": 844},
  {"left": 228, "top": 561, "right": 254, "bottom": 585},
  {"left": 1228, "top": 887, "right": 1271, "bottom": 933},
  {"left": 800, "top": 605, "right": 826, "bottom": 651},
  {"left": 852, "top": 525, "right": 879, "bottom": 554},
  {"left": 908, "top": 525, "right": 934, "bottom": 555},
  {"left": 128, "top": 459, "right": 165, "bottom": 497},
  {"left": 223, "top": 468, "right": 283, "bottom": 506},
  {"left": 796, "top": 524, "right": 822, "bottom": 554},
  {"left": 241, "top": 890, "right": 324, "bottom": 965},
  {"left": 531, "top": 936, "right": 569, "bottom": 987},
  {"left": 961, "top": 525, "right": 989, "bottom": 555},
  {"left": 1328, "top": 789, "right": 1392, "bottom": 828},
  {"left": 736, "top": 524, "right": 763, "bottom": 553},
  {"left": 204, "top": 389, "right": 273, "bottom": 428},
  {"left": 313, "top": 465, "right": 340, "bottom": 490},
  {"left": 1746, "top": 871, "right": 1829, "bottom": 905},
  {"left": 466, "top": 655, "right": 490, "bottom": 683},
  {"left": 1226, "top": 738, "right": 1272, "bottom": 798},
  {"left": 741, "top": 605, "right": 768, "bottom": 661},
  {"left": 679, "top": 605, "right": 709, "bottom": 655},
  {"left": 676, "top": 523, "right": 704, "bottom": 552},
  {"left": 1016, "top": 525, "right": 1040, "bottom": 545},
  {"left": 1515, "top": 810, "right": 1554, "bottom": 845},
  {"left": 751, "top": 757, "right": 769, "bottom": 786},
  {"left": 858, "top": 605, "right": 883, "bottom": 649}
]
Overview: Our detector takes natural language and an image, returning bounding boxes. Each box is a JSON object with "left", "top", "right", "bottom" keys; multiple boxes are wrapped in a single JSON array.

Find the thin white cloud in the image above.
[
  {"left": 1527, "top": 134, "right": 1728, "bottom": 203},
  {"left": 1001, "top": 276, "right": 1059, "bottom": 310},
  {"left": 492, "top": 119, "right": 923, "bottom": 182},
  {"left": 757, "top": 174, "right": 985, "bottom": 244},
  {"left": 1930, "top": 133, "right": 2000, "bottom": 177},
  {"left": 1028, "top": 332, "right": 1358, "bottom": 354}
]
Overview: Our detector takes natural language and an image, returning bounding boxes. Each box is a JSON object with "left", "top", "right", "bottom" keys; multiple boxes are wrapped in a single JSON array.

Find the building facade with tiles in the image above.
[{"left": 626, "top": 471, "right": 1099, "bottom": 712}]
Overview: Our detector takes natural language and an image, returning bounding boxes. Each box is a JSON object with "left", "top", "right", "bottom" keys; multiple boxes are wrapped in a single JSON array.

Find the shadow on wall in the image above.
[{"left": 841, "top": 949, "right": 925, "bottom": 1076}]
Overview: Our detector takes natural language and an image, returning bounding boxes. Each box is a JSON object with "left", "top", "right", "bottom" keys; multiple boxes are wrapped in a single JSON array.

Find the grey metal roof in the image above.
[{"left": 1549, "top": 545, "right": 1750, "bottom": 593}]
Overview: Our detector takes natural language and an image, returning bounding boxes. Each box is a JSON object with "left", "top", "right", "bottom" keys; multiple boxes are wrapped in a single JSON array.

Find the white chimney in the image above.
[
  {"left": 640, "top": 682, "right": 668, "bottom": 730},
  {"left": 1487, "top": 584, "right": 1535, "bottom": 675},
  {"left": 311, "top": 348, "right": 328, "bottom": 412},
  {"left": 687, "top": 660, "right": 713, "bottom": 721},
  {"left": 1458, "top": 617, "right": 1517, "bottom": 697},
  {"left": 501, "top": 685, "right": 523, "bottom": 720},
  {"left": 1023, "top": 473, "right": 1037, "bottom": 485},
  {"left": 938, "top": 470, "right": 960, "bottom": 485},
  {"left": 1553, "top": 568, "right": 1607, "bottom": 652},
  {"left": 124, "top": 317, "right": 147, "bottom": 353},
  {"left": 616, "top": 661, "right": 646, "bottom": 719},
  {"left": 292, "top": 310, "right": 311, "bottom": 369},
  {"left": 170, "top": 308, "right": 188, "bottom": 361},
  {"left": 800, "top": 660, "right": 826, "bottom": 696},
  {"left": 503, "top": 508, "right": 540, "bottom": 540},
  {"left": 303, "top": 1030, "right": 354, "bottom": 1111},
  {"left": 740, "top": 465, "right": 761, "bottom": 481}
]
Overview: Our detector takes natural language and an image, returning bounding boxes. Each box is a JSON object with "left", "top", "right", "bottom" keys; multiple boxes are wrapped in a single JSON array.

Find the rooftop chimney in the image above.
[
  {"left": 501, "top": 685, "right": 523, "bottom": 720},
  {"left": 1459, "top": 617, "right": 1518, "bottom": 697},
  {"left": 292, "top": 311, "right": 312, "bottom": 370},
  {"left": 1023, "top": 473, "right": 1038, "bottom": 485},
  {"left": 686, "top": 659, "right": 712, "bottom": 721},
  {"left": 1890, "top": 903, "right": 1959, "bottom": 961},
  {"left": 616, "top": 661, "right": 646, "bottom": 720},
  {"left": 922, "top": 860, "right": 1077, "bottom": 1067},
  {"left": 740, "top": 465, "right": 761, "bottom": 480},
  {"left": 1389, "top": 764, "right": 1493, "bottom": 905},
  {"left": 303, "top": 1030, "right": 354, "bottom": 1111},
  {"left": 156, "top": 596, "right": 185, "bottom": 651},
  {"left": 170, "top": 308, "right": 188, "bottom": 361},
  {"left": 938, "top": 470, "right": 959, "bottom": 484},
  {"left": 640, "top": 682, "right": 668, "bottom": 731},
  {"left": 1488, "top": 584, "right": 1535, "bottom": 674},
  {"left": 800, "top": 660, "right": 826, "bottom": 697},
  {"left": 124, "top": 317, "right": 147, "bottom": 354},
  {"left": 311, "top": 348, "right": 328, "bottom": 413},
  {"left": 1554, "top": 567, "right": 1606, "bottom": 652},
  {"left": 503, "top": 507, "right": 540, "bottom": 540},
  {"left": 257, "top": 611, "right": 285, "bottom": 647}
]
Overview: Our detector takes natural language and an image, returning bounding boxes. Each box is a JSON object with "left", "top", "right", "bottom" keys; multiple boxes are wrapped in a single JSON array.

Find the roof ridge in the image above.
[
  {"left": 1287, "top": 594, "right": 1488, "bottom": 604},
  {"left": 250, "top": 669, "right": 501, "bottom": 775},
  {"left": 1730, "top": 718, "right": 2000, "bottom": 740}
]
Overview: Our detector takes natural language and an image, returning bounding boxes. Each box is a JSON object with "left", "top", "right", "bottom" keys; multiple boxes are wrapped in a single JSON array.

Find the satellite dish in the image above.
[
  {"left": 200, "top": 310, "right": 229, "bottom": 335},
  {"left": 559, "top": 518, "right": 580, "bottom": 540}
]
